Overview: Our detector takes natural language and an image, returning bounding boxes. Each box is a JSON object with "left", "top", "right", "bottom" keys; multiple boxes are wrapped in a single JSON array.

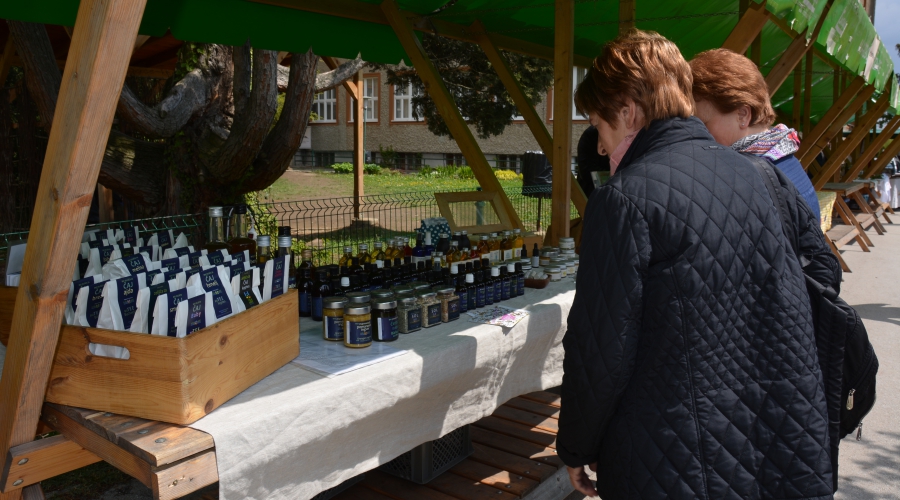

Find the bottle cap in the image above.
[
  {"left": 465, "top": 274, "right": 475, "bottom": 284},
  {"left": 514, "top": 228, "right": 521, "bottom": 234},
  {"left": 278, "top": 236, "right": 292, "bottom": 248},
  {"left": 234, "top": 204, "right": 248, "bottom": 214},
  {"left": 508, "top": 263, "right": 516, "bottom": 273},
  {"left": 344, "top": 246, "right": 353, "bottom": 253},
  {"left": 461, "top": 230, "right": 468, "bottom": 235},
  {"left": 491, "top": 267, "right": 500, "bottom": 277},
  {"left": 209, "top": 206, "right": 224, "bottom": 217},
  {"left": 323, "top": 297, "right": 348, "bottom": 309},
  {"left": 374, "top": 241, "right": 383, "bottom": 248},
  {"left": 424, "top": 233, "right": 432, "bottom": 245},
  {"left": 341, "top": 277, "right": 350, "bottom": 286},
  {"left": 480, "top": 235, "right": 488, "bottom": 240},
  {"left": 358, "top": 243, "right": 369, "bottom": 251},
  {"left": 450, "top": 240, "right": 459, "bottom": 247},
  {"left": 450, "top": 264, "right": 459, "bottom": 274},
  {"left": 453, "top": 231, "right": 461, "bottom": 236},
  {"left": 491, "top": 232, "right": 498, "bottom": 237},
  {"left": 257, "top": 235, "right": 271, "bottom": 246},
  {"left": 278, "top": 226, "right": 291, "bottom": 236}
]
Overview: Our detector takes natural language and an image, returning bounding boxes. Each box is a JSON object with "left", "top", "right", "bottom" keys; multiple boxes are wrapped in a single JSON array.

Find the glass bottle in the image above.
[
  {"left": 488, "top": 233, "right": 501, "bottom": 263},
  {"left": 256, "top": 235, "right": 272, "bottom": 265},
  {"left": 460, "top": 230, "right": 472, "bottom": 251},
  {"left": 311, "top": 270, "right": 332, "bottom": 321},
  {"left": 349, "top": 257, "right": 364, "bottom": 275},
  {"left": 298, "top": 268, "right": 314, "bottom": 317},
  {"left": 436, "top": 233, "right": 450, "bottom": 254},
  {"left": 299, "top": 248, "right": 314, "bottom": 271},
  {"left": 513, "top": 229, "right": 524, "bottom": 258},
  {"left": 228, "top": 204, "right": 258, "bottom": 263},
  {"left": 446, "top": 241, "right": 460, "bottom": 264},
  {"left": 372, "top": 241, "right": 386, "bottom": 265},
  {"left": 357, "top": 243, "right": 372, "bottom": 265},
  {"left": 403, "top": 237, "right": 413, "bottom": 257},
  {"left": 454, "top": 266, "right": 469, "bottom": 313},
  {"left": 515, "top": 262, "right": 526, "bottom": 296},
  {"left": 500, "top": 265, "right": 512, "bottom": 300},
  {"left": 451, "top": 231, "right": 462, "bottom": 247},
  {"left": 276, "top": 233, "right": 296, "bottom": 288},
  {"left": 500, "top": 230, "right": 513, "bottom": 262},
  {"left": 412, "top": 231, "right": 428, "bottom": 264},
  {"left": 464, "top": 273, "right": 477, "bottom": 311},
  {"left": 205, "top": 206, "right": 230, "bottom": 252},
  {"left": 477, "top": 235, "right": 491, "bottom": 261},
  {"left": 336, "top": 277, "right": 351, "bottom": 297},
  {"left": 460, "top": 247, "right": 470, "bottom": 261},
  {"left": 473, "top": 270, "right": 485, "bottom": 309},
  {"left": 339, "top": 246, "right": 354, "bottom": 270},
  {"left": 532, "top": 243, "right": 540, "bottom": 267},
  {"left": 485, "top": 267, "right": 497, "bottom": 306}
]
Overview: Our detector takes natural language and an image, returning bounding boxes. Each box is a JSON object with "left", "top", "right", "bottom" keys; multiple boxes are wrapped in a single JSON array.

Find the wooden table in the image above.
[
  {"left": 853, "top": 179, "right": 894, "bottom": 225},
  {"left": 821, "top": 183, "right": 881, "bottom": 249}
]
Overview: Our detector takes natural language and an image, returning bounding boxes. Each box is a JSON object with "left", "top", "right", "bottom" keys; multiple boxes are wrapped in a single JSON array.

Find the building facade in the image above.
[{"left": 299, "top": 60, "right": 591, "bottom": 171}]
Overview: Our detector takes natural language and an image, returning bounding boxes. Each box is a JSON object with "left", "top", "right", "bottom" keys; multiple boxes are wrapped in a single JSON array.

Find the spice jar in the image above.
[
  {"left": 371, "top": 289, "right": 395, "bottom": 301},
  {"left": 397, "top": 296, "right": 422, "bottom": 333},
  {"left": 344, "top": 304, "right": 372, "bottom": 348},
  {"left": 436, "top": 287, "right": 460, "bottom": 322},
  {"left": 547, "top": 266, "right": 562, "bottom": 282},
  {"left": 323, "top": 297, "right": 348, "bottom": 341},
  {"left": 372, "top": 300, "right": 399, "bottom": 342},
  {"left": 417, "top": 291, "right": 441, "bottom": 328},
  {"left": 559, "top": 237, "right": 575, "bottom": 251},
  {"left": 550, "top": 259, "right": 568, "bottom": 277},
  {"left": 346, "top": 291, "right": 371, "bottom": 304}
]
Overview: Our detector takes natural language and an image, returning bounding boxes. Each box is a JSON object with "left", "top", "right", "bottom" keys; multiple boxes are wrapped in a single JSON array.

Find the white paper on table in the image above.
[
  {"left": 291, "top": 331, "right": 408, "bottom": 378},
  {"left": 466, "top": 305, "right": 529, "bottom": 328}
]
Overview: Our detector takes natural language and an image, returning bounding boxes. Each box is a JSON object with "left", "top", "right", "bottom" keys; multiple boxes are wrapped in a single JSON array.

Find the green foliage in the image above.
[
  {"left": 416, "top": 165, "right": 517, "bottom": 181},
  {"left": 364, "top": 163, "right": 382, "bottom": 175},
  {"left": 331, "top": 163, "right": 383, "bottom": 175},
  {"left": 495, "top": 169, "right": 523, "bottom": 181},
  {"left": 271, "top": 93, "right": 286, "bottom": 132},
  {"left": 378, "top": 145, "right": 399, "bottom": 168},
  {"left": 370, "top": 34, "right": 554, "bottom": 139}
]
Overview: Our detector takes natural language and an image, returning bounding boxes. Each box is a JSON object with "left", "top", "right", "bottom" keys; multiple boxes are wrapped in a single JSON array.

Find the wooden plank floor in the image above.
[{"left": 334, "top": 390, "right": 565, "bottom": 500}]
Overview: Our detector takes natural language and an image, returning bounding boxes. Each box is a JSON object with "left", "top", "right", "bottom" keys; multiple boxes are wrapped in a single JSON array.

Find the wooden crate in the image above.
[{"left": 42, "top": 291, "right": 299, "bottom": 425}]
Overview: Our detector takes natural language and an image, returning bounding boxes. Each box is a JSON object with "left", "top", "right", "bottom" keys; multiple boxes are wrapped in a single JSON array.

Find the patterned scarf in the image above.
[{"left": 731, "top": 123, "right": 800, "bottom": 162}]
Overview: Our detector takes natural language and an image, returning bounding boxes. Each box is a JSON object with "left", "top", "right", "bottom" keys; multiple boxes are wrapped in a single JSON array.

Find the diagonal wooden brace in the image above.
[
  {"left": 863, "top": 128, "right": 900, "bottom": 179},
  {"left": 796, "top": 77, "right": 866, "bottom": 161},
  {"left": 722, "top": 0, "right": 769, "bottom": 54},
  {"left": 800, "top": 85, "right": 875, "bottom": 169},
  {"left": 843, "top": 115, "right": 900, "bottom": 182}
]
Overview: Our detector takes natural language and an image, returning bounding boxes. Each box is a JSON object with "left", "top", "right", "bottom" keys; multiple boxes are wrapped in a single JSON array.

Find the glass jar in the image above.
[
  {"left": 436, "top": 287, "right": 460, "bottom": 322},
  {"left": 397, "top": 296, "right": 422, "bottom": 333},
  {"left": 550, "top": 259, "right": 568, "bottom": 277},
  {"left": 568, "top": 258, "right": 579, "bottom": 274},
  {"left": 392, "top": 285, "right": 414, "bottom": 296},
  {"left": 558, "top": 237, "right": 575, "bottom": 251},
  {"left": 346, "top": 291, "right": 371, "bottom": 304},
  {"left": 344, "top": 304, "right": 372, "bottom": 348},
  {"left": 323, "top": 297, "right": 348, "bottom": 341},
  {"left": 371, "top": 300, "right": 399, "bottom": 342},
  {"left": 411, "top": 282, "right": 432, "bottom": 292},
  {"left": 417, "top": 291, "right": 441, "bottom": 328},
  {"left": 547, "top": 266, "right": 562, "bottom": 282},
  {"left": 371, "top": 289, "right": 395, "bottom": 301}
]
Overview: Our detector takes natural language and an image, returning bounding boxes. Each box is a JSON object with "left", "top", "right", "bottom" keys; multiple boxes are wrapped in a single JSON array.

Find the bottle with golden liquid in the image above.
[
  {"left": 512, "top": 228, "right": 524, "bottom": 258},
  {"left": 460, "top": 247, "right": 471, "bottom": 261},
  {"left": 384, "top": 239, "right": 397, "bottom": 259},
  {"left": 338, "top": 246, "right": 354, "bottom": 269},
  {"left": 256, "top": 235, "right": 272, "bottom": 265},
  {"left": 356, "top": 243, "right": 372, "bottom": 265},
  {"left": 446, "top": 240, "right": 460, "bottom": 264},
  {"left": 204, "top": 206, "right": 231, "bottom": 253},
  {"left": 228, "top": 204, "right": 257, "bottom": 263},
  {"left": 372, "top": 241, "right": 386, "bottom": 266},
  {"left": 488, "top": 233, "right": 501, "bottom": 263},
  {"left": 477, "top": 235, "right": 491, "bottom": 261},
  {"left": 500, "top": 230, "right": 513, "bottom": 262}
]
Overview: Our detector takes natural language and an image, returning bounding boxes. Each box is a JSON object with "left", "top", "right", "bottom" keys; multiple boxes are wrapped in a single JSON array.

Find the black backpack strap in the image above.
[{"left": 742, "top": 153, "right": 800, "bottom": 257}]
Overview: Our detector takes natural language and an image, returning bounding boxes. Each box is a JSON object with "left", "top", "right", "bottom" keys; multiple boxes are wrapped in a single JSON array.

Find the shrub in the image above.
[
  {"left": 494, "top": 169, "right": 522, "bottom": 181},
  {"left": 331, "top": 163, "right": 353, "bottom": 174},
  {"left": 363, "top": 164, "right": 382, "bottom": 175}
]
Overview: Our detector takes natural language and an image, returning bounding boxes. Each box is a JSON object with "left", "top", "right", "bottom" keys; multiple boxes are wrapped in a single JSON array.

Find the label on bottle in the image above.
[
  {"left": 495, "top": 282, "right": 503, "bottom": 302},
  {"left": 271, "top": 257, "right": 285, "bottom": 299},
  {"left": 188, "top": 251, "right": 204, "bottom": 267},
  {"left": 160, "top": 258, "right": 181, "bottom": 272},
  {"left": 299, "top": 291, "right": 312, "bottom": 315},
  {"left": 502, "top": 249, "right": 513, "bottom": 261},
  {"left": 476, "top": 286, "right": 485, "bottom": 308},
  {"left": 198, "top": 267, "right": 233, "bottom": 320},
  {"left": 406, "top": 308, "right": 422, "bottom": 332},
  {"left": 426, "top": 304, "right": 442, "bottom": 326},
  {"left": 457, "top": 290, "right": 468, "bottom": 313},
  {"left": 186, "top": 295, "right": 206, "bottom": 335},
  {"left": 324, "top": 316, "right": 343, "bottom": 340},
  {"left": 447, "top": 298, "right": 460, "bottom": 321},
  {"left": 86, "top": 281, "right": 106, "bottom": 327},
  {"left": 501, "top": 279, "right": 511, "bottom": 300},
  {"left": 289, "top": 274, "right": 296, "bottom": 289},
  {"left": 165, "top": 289, "right": 188, "bottom": 337},
  {"left": 484, "top": 282, "right": 494, "bottom": 305},
  {"left": 312, "top": 296, "right": 324, "bottom": 320},
  {"left": 490, "top": 250, "right": 500, "bottom": 263},
  {"left": 116, "top": 275, "right": 139, "bottom": 329},
  {"left": 518, "top": 276, "right": 525, "bottom": 296},
  {"left": 238, "top": 270, "right": 260, "bottom": 309},
  {"left": 514, "top": 247, "right": 522, "bottom": 259},
  {"left": 375, "top": 316, "right": 398, "bottom": 341},
  {"left": 467, "top": 288, "right": 477, "bottom": 311},
  {"left": 345, "top": 320, "right": 372, "bottom": 345}
]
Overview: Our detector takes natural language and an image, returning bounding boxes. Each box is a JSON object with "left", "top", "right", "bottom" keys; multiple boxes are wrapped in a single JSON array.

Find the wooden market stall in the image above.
[{"left": 0, "top": 0, "right": 896, "bottom": 499}]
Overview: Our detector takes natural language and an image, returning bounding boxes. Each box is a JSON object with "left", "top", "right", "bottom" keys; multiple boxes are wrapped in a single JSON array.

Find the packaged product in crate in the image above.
[
  {"left": 151, "top": 282, "right": 205, "bottom": 337},
  {"left": 66, "top": 275, "right": 103, "bottom": 324},
  {"left": 162, "top": 245, "right": 194, "bottom": 260},
  {"left": 231, "top": 267, "right": 262, "bottom": 310},
  {"left": 97, "top": 273, "right": 149, "bottom": 332},
  {"left": 131, "top": 278, "right": 179, "bottom": 334},
  {"left": 175, "top": 290, "right": 220, "bottom": 337},
  {"left": 101, "top": 252, "right": 160, "bottom": 280},
  {"left": 73, "top": 279, "right": 109, "bottom": 328},
  {"left": 262, "top": 255, "right": 290, "bottom": 301},
  {"left": 228, "top": 260, "right": 250, "bottom": 279},
  {"left": 186, "top": 266, "right": 239, "bottom": 321}
]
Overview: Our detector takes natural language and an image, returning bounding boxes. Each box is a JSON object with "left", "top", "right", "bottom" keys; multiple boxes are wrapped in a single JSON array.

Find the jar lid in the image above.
[
  {"left": 417, "top": 291, "right": 437, "bottom": 299},
  {"left": 324, "top": 296, "right": 348, "bottom": 308},
  {"left": 547, "top": 266, "right": 561, "bottom": 272},
  {"left": 412, "top": 283, "right": 432, "bottom": 291},
  {"left": 358, "top": 243, "right": 368, "bottom": 250},
  {"left": 399, "top": 296, "right": 419, "bottom": 305},
  {"left": 521, "top": 264, "right": 532, "bottom": 271},
  {"left": 208, "top": 206, "right": 223, "bottom": 217},
  {"left": 371, "top": 289, "right": 395, "bottom": 298},
  {"left": 344, "top": 304, "right": 371, "bottom": 315},
  {"left": 372, "top": 299, "right": 398, "bottom": 310},
  {"left": 392, "top": 285, "right": 413, "bottom": 293},
  {"left": 278, "top": 236, "right": 292, "bottom": 248},
  {"left": 257, "top": 235, "right": 271, "bottom": 246},
  {"left": 346, "top": 292, "right": 371, "bottom": 303},
  {"left": 436, "top": 287, "right": 455, "bottom": 294},
  {"left": 507, "top": 263, "right": 516, "bottom": 272}
]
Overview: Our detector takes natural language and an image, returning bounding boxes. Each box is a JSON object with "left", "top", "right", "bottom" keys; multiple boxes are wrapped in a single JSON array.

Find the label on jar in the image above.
[
  {"left": 324, "top": 315, "right": 343, "bottom": 340},
  {"left": 502, "top": 249, "right": 513, "bottom": 261},
  {"left": 426, "top": 303, "right": 442, "bottom": 325},
  {"left": 345, "top": 319, "right": 372, "bottom": 345},
  {"left": 406, "top": 308, "right": 422, "bottom": 331},
  {"left": 375, "top": 316, "right": 398, "bottom": 341},
  {"left": 457, "top": 290, "right": 468, "bottom": 313},
  {"left": 447, "top": 298, "right": 460, "bottom": 321}
]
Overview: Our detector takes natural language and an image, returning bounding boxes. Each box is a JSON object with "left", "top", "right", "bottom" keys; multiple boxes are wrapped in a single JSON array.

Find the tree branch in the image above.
[
  {"left": 7, "top": 21, "right": 59, "bottom": 128},
  {"left": 315, "top": 55, "right": 365, "bottom": 92},
  {"left": 99, "top": 131, "right": 165, "bottom": 209},
  {"left": 232, "top": 41, "right": 251, "bottom": 119},
  {"left": 244, "top": 50, "right": 318, "bottom": 192},
  {"left": 116, "top": 70, "right": 214, "bottom": 138}
]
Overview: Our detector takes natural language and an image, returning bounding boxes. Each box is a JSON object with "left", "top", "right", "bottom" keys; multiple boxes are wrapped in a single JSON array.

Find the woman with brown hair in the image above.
[{"left": 560, "top": 30, "right": 833, "bottom": 499}]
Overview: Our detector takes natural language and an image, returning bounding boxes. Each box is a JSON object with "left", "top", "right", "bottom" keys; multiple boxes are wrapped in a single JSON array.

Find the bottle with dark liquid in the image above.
[
  {"left": 256, "top": 235, "right": 272, "bottom": 265},
  {"left": 500, "top": 265, "right": 511, "bottom": 300},
  {"left": 465, "top": 274, "right": 477, "bottom": 311},
  {"left": 228, "top": 204, "right": 257, "bottom": 264},
  {"left": 484, "top": 267, "right": 495, "bottom": 306},
  {"left": 276, "top": 231, "right": 296, "bottom": 289},
  {"left": 204, "top": 206, "right": 230, "bottom": 253},
  {"left": 311, "top": 270, "right": 331, "bottom": 321},
  {"left": 298, "top": 268, "right": 313, "bottom": 317},
  {"left": 349, "top": 257, "right": 364, "bottom": 275},
  {"left": 454, "top": 267, "right": 468, "bottom": 313},
  {"left": 474, "top": 270, "right": 486, "bottom": 309}
]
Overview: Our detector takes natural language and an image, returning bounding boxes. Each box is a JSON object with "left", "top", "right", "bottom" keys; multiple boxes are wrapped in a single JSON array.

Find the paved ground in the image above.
[{"left": 565, "top": 226, "right": 900, "bottom": 500}]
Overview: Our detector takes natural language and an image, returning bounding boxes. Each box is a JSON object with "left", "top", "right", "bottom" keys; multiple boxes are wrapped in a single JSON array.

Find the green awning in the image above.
[{"left": 1, "top": 0, "right": 896, "bottom": 117}]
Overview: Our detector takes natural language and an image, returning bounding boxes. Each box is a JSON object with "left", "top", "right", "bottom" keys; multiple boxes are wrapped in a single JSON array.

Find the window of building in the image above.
[
  {"left": 445, "top": 153, "right": 465, "bottom": 166},
  {"left": 393, "top": 83, "right": 419, "bottom": 121},
  {"left": 497, "top": 154, "right": 523, "bottom": 173},
  {"left": 312, "top": 89, "right": 336, "bottom": 123},
  {"left": 549, "top": 67, "right": 589, "bottom": 121},
  {"left": 351, "top": 76, "right": 379, "bottom": 122},
  {"left": 314, "top": 151, "right": 336, "bottom": 167}
]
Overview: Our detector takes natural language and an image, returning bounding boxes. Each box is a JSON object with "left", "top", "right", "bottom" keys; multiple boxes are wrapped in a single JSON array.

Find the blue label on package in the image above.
[
  {"left": 447, "top": 298, "right": 460, "bottom": 321},
  {"left": 120, "top": 247, "right": 136, "bottom": 257},
  {"left": 77, "top": 257, "right": 90, "bottom": 278},
  {"left": 475, "top": 285, "right": 485, "bottom": 309},
  {"left": 230, "top": 262, "right": 245, "bottom": 278},
  {"left": 116, "top": 276, "right": 140, "bottom": 329},
  {"left": 98, "top": 246, "right": 115, "bottom": 265},
  {"left": 467, "top": 288, "right": 476, "bottom": 311},
  {"left": 270, "top": 258, "right": 285, "bottom": 298},
  {"left": 426, "top": 303, "right": 442, "bottom": 326},
  {"left": 136, "top": 246, "right": 154, "bottom": 258},
  {"left": 123, "top": 254, "right": 147, "bottom": 275},
  {"left": 160, "top": 258, "right": 181, "bottom": 272},
  {"left": 186, "top": 295, "right": 206, "bottom": 335},
  {"left": 374, "top": 316, "right": 398, "bottom": 341},
  {"left": 517, "top": 276, "right": 525, "bottom": 296},
  {"left": 156, "top": 231, "right": 172, "bottom": 250},
  {"left": 184, "top": 266, "right": 201, "bottom": 278},
  {"left": 147, "top": 282, "right": 170, "bottom": 321},
  {"left": 231, "top": 251, "right": 245, "bottom": 264},
  {"left": 237, "top": 270, "right": 260, "bottom": 309},
  {"left": 173, "top": 246, "right": 191, "bottom": 257},
  {"left": 299, "top": 291, "right": 311, "bottom": 315},
  {"left": 406, "top": 308, "right": 422, "bottom": 331},
  {"left": 86, "top": 282, "right": 106, "bottom": 327},
  {"left": 344, "top": 320, "right": 372, "bottom": 345},
  {"left": 188, "top": 251, "right": 204, "bottom": 267},
  {"left": 207, "top": 251, "right": 226, "bottom": 266},
  {"left": 324, "top": 316, "right": 343, "bottom": 340},
  {"left": 72, "top": 277, "right": 94, "bottom": 309},
  {"left": 146, "top": 269, "right": 161, "bottom": 283},
  {"left": 198, "top": 268, "right": 232, "bottom": 319},
  {"left": 165, "top": 289, "right": 188, "bottom": 336},
  {"left": 123, "top": 227, "right": 139, "bottom": 246},
  {"left": 88, "top": 239, "right": 103, "bottom": 249}
]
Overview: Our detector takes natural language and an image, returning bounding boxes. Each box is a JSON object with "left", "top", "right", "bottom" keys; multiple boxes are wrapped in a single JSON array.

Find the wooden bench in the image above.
[{"left": 822, "top": 183, "right": 879, "bottom": 247}]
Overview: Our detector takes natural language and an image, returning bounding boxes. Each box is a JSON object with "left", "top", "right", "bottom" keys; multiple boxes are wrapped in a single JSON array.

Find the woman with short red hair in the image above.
[{"left": 560, "top": 30, "right": 833, "bottom": 499}]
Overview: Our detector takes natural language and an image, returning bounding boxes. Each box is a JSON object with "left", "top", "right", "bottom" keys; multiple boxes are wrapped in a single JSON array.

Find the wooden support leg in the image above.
[
  {"left": 800, "top": 83, "right": 873, "bottom": 168},
  {"left": 834, "top": 197, "right": 872, "bottom": 250},
  {"left": 353, "top": 75, "right": 364, "bottom": 219},
  {"left": 844, "top": 115, "right": 900, "bottom": 182},
  {"left": 0, "top": 0, "right": 147, "bottom": 493},
  {"left": 850, "top": 191, "right": 884, "bottom": 234},
  {"left": 824, "top": 234, "right": 851, "bottom": 273},
  {"left": 549, "top": 0, "right": 574, "bottom": 245}
]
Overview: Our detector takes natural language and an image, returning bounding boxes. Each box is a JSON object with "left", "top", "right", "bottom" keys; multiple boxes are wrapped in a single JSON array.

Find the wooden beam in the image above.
[
  {"left": 2, "top": 54, "right": 173, "bottom": 79},
  {"left": 722, "top": 0, "right": 769, "bottom": 54},
  {"left": 863, "top": 129, "right": 900, "bottom": 178},
  {"left": 797, "top": 76, "right": 865, "bottom": 160},
  {"left": 0, "top": 1, "right": 147, "bottom": 496},
  {"left": 97, "top": 184, "right": 114, "bottom": 223},
  {"left": 322, "top": 56, "right": 360, "bottom": 100},
  {"left": 765, "top": 0, "right": 832, "bottom": 96},
  {"left": 803, "top": 53, "right": 812, "bottom": 135},
  {"left": 2, "top": 435, "right": 101, "bottom": 492},
  {"left": 252, "top": 0, "right": 594, "bottom": 68},
  {"left": 800, "top": 84, "right": 875, "bottom": 168},
  {"left": 381, "top": 0, "right": 523, "bottom": 229},
  {"left": 550, "top": 0, "right": 574, "bottom": 245},
  {"left": 353, "top": 74, "right": 364, "bottom": 219},
  {"left": 813, "top": 86, "right": 892, "bottom": 189},
  {"left": 843, "top": 115, "right": 900, "bottom": 181},
  {"left": 792, "top": 64, "right": 802, "bottom": 129},
  {"left": 619, "top": 0, "right": 636, "bottom": 32},
  {"left": 474, "top": 23, "right": 586, "bottom": 217},
  {"left": 0, "top": 36, "right": 14, "bottom": 86}
]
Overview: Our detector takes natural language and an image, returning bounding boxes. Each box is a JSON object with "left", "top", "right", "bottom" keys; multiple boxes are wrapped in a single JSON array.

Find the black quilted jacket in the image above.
[{"left": 558, "top": 117, "right": 840, "bottom": 499}]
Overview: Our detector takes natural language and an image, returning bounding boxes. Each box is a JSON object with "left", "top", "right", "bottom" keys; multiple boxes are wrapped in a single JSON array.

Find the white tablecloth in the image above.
[{"left": 890, "top": 177, "right": 900, "bottom": 209}]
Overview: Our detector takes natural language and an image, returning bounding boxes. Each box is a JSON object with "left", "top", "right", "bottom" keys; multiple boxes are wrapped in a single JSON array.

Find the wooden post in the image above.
[
  {"left": 0, "top": 1, "right": 147, "bottom": 498},
  {"left": 863, "top": 130, "right": 900, "bottom": 179},
  {"left": 765, "top": 0, "right": 832, "bottom": 96},
  {"left": 381, "top": 0, "right": 523, "bottom": 229},
  {"left": 722, "top": 0, "right": 769, "bottom": 54},
  {"left": 792, "top": 64, "right": 802, "bottom": 129},
  {"left": 844, "top": 115, "right": 900, "bottom": 181},
  {"left": 97, "top": 184, "right": 114, "bottom": 223},
  {"left": 812, "top": 85, "right": 892, "bottom": 189},
  {"left": 474, "top": 23, "right": 587, "bottom": 217},
  {"left": 619, "top": 0, "right": 636, "bottom": 32},
  {"left": 800, "top": 84, "right": 875, "bottom": 168},
  {"left": 550, "top": 0, "right": 574, "bottom": 245},
  {"left": 803, "top": 53, "right": 812, "bottom": 135},
  {"left": 796, "top": 76, "right": 865, "bottom": 160},
  {"left": 354, "top": 74, "right": 364, "bottom": 218}
]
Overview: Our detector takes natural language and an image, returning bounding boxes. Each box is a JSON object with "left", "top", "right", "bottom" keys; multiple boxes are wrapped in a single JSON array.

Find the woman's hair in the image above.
[
  {"left": 689, "top": 48, "right": 776, "bottom": 127},
  {"left": 574, "top": 29, "right": 693, "bottom": 128}
]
